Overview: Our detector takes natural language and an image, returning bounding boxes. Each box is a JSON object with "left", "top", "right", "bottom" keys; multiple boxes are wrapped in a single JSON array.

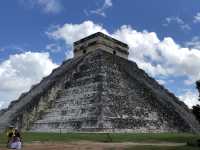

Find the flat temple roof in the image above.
[{"left": 74, "top": 32, "right": 129, "bottom": 49}]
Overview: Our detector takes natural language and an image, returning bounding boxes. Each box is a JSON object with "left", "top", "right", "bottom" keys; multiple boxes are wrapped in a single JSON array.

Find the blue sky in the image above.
[{"left": 0, "top": 0, "right": 200, "bottom": 109}]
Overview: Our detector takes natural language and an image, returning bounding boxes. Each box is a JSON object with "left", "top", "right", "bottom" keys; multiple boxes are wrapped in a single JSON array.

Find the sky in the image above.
[{"left": 0, "top": 0, "right": 200, "bottom": 109}]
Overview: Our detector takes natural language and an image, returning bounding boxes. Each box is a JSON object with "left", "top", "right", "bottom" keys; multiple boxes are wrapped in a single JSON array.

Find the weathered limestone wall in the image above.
[
  {"left": 31, "top": 51, "right": 104, "bottom": 132},
  {"left": 17, "top": 85, "right": 62, "bottom": 131},
  {"left": 30, "top": 50, "right": 200, "bottom": 132}
]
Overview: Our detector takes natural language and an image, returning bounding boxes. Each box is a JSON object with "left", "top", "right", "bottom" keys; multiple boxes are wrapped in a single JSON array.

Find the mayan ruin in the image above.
[{"left": 0, "top": 32, "right": 199, "bottom": 133}]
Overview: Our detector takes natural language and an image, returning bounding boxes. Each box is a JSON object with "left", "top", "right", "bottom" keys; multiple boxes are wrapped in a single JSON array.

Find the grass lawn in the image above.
[
  {"left": 0, "top": 132, "right": 199, "bottom": 143},
  {"left": 0, "top": 132, "right": 199, "bottom": 150},
  {"left": 124, "top": 145, "right": 200, "bottom": 150}
]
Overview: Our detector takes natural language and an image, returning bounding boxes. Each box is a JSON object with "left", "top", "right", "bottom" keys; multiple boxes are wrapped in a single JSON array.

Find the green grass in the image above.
[
  {"left": 0, "top": 133, "right": 199, "bottom": 150},
  {"left": 0, "top": 132, "right": 199, "bottom": 144},
  {"left": 124, "top": 145, "right": 200, "bottom": 150}
]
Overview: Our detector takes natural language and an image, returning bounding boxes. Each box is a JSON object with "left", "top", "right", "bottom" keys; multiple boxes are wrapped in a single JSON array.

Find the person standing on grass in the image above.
[
  {"left": 6, "top": 127, "right": 22, "bottom": 149},
  {"left": 10, "top": 133, "right": 22, "bottom": 149},
  {"left": 6, "top": 125, "right": 15, "bottom": 148}
]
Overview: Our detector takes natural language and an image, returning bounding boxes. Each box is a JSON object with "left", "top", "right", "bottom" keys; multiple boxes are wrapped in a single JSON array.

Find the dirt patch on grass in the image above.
[{"left": 0, "top": 141, "right": 185, "bottom": 150}]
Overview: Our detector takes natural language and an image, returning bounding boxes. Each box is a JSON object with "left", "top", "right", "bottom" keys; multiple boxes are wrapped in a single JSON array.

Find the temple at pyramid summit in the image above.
[
  {"left": 73, "top": 32, "right": 129, "bottom": 59},
  {"left": 0, "top": 32, "right": 200, "bottom": 133}
]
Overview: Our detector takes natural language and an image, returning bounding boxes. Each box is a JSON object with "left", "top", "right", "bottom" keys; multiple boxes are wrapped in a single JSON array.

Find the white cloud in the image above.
[
  {"left": 113, "top": 25, "right": 200, "bottom": 84},
  {"left": 156, "top": 79, "right": 166, "bottom": 85},
  {"left": 180, "top": 24, "right": 191, "bottom": 31},
  {"left": 163, "top": 16, "right": 191, "bottom": 31},
  {"left": 46, "top": 43, "right": 62, "bottom": 53},
  {"left": 20, "top": 0, "right": 62, "bottom": 14},
  {"left": 47, "top": 20, "right": 200, "bottom": 107},
  {"left": 47, "top": 21, "right": 108, "bottom": 45},
  {"left": 179, "top": 91, "right": 200, "bottom": 108},
  {"left": 165, "top": 17, "right": 184, "bottom": 24},
  {"left": 65, "top": 50, "right": 74, "bottom": 60},
  {"left": 185, "top": 36, "right": 200, "bottom": 50},
  {"left": 0, "top": 51, "right": 58, "bottom": 109},
  {"left": 193, "top": 12, "right": 200, "bottom": 23},
  {"left": 105, "top": 0, "right": 112, "bottom": 7},
  {"left": 86, "top": 0, "right": 113, "bottom": 17}
]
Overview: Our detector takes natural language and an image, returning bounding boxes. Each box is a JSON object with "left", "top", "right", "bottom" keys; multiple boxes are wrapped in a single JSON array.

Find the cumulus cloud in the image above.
[
  {"left": 113, "top": 25, "right": 200, "bottom": 84},
  {"left": 193, "top": 12, "right": 200, "bottom": 23},
  {"left": 179, "top": 91, "right": 200, "bottom": 108},
  {"left": 0, "top": 52, "right": 58, "bottom": 109},
  {"left": 85, "top": 0, "right": 113, "bottom": 17},
  {"left": 20, "top": 0, "right": 62, "bottom": 14},
  {"left": 47, "top": 21, "right": 108, "bottom": 45},
  {"left": 163, "top": 16, "right": 191, "bottom": 31},
  {"left": 47, "top": 20, "right": 200, "bottom": 107}
]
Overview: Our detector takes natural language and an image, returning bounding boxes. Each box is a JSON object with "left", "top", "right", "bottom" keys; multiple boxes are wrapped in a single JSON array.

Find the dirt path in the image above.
[{"left": 0, "top": 141, "right": 186, "bottom": 150}]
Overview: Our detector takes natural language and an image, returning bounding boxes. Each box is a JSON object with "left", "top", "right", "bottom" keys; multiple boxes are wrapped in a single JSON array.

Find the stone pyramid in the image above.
[{"left": 0, "top": 32, "right": 200, "bottom": 133}]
